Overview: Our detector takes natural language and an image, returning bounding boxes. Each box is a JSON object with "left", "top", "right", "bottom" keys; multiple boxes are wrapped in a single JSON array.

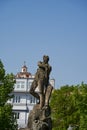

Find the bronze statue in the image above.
[{"left": 29, "top": 55, "right": 53, "bottom": 109}]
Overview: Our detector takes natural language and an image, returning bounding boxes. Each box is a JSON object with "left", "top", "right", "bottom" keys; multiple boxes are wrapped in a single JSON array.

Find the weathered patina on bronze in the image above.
[{"left": 20, "top": 55, "right": 53, "bottom": 130}]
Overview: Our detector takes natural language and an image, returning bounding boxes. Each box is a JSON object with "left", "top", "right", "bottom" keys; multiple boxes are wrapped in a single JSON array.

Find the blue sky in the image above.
[{"left": 0, "top": 0, "right": 87, "bottom": 88}]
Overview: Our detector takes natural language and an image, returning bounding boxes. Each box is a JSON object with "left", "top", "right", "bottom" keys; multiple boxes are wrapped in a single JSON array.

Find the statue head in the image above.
[{"left": 43, "top": 55, "right": 49, "bottom": 63}]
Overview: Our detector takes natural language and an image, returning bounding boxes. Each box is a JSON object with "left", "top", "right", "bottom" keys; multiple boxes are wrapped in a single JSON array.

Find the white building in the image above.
[{"left": 8, "top": 64, "right": 55, "bottom": 128}]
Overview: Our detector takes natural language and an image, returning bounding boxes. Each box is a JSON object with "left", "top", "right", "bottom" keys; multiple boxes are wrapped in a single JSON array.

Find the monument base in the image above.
[{"left": 27, "top": 104, "right": 52, "bottom": 130}]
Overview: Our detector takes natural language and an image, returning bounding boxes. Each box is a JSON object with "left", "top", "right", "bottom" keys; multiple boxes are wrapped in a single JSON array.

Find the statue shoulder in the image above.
[{"left": 38, "top": 61, "right": 42, "bottom": 66}]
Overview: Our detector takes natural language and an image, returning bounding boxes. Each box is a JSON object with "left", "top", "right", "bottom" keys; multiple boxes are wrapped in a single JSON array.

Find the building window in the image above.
[
  {"left": 13, "top": 96, "right": 20, "bottom": 103},
  {"left": 18, "top": 96, "right": 20, "bottom": 103},
  {"left": 13, "top": 97, "right": 15, "bottom": 103},
  {"left": 14, "top": 112, "right": 20, "bottom": 119},
  {"left": 30, "top": 96, "right": 35, "bottom": 104},
  {"left": 16, "top": 113, "right": 20, "bottom": 119},
  {"left": 30, "top": 96, "right": 33, "bottom": 103},
  {"left": 21, "top": 85, "right": 24, "bottom": 88},
  {"left": 16, "top": 96, "right": 17, "bottom": 103},
  {"left": 16, "top": 81, "right": 21, "bottom": 88},
  {"left": 21, "top": 81, "right": 25, "bottom": 88},
  {"left": 17, "top": 85, "right": 20, "bottom": 88},
  {"left": 16, "top": 81, "right": 25, "bottom": 88}
]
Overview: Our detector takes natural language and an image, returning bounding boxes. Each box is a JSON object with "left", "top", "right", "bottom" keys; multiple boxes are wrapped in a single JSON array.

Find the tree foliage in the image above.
[
  {"left": 50, "top": 83, "right": 87, "bottom": 130},
  {"left": 0, "top": 60, "right": 18, "bottom": 130}
]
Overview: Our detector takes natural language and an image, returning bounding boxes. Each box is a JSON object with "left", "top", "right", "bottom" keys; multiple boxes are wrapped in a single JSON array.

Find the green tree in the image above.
[
  {"left": 50, "top": 85, "right": 80, "bottom": 130},
  {"left": 50, "top": 83, "right": 87, "bottom": 130},
  {"left": 78, "top": 82, "right": 87, "bottom": 130},
  {"left": 0, "top": 60, "right": 18, "bottom": 130}
]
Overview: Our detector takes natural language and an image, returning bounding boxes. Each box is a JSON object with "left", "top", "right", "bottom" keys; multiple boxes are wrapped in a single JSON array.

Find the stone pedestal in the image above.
[{"left": 27, "top": 104, "right": 52, "bottom": 130}]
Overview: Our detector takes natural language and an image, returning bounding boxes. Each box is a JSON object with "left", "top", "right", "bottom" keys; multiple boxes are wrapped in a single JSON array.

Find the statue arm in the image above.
[
  {"left": 50, "top": 66, "right": 52, "bottom": 72},
  {"left": 38, "top": 61, "right": 47, "bottom": 68}
]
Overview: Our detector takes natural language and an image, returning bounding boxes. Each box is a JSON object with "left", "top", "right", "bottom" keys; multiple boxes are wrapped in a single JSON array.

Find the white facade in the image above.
[{"left": 8, "top": 65, "right": 55, "bottom": 128}]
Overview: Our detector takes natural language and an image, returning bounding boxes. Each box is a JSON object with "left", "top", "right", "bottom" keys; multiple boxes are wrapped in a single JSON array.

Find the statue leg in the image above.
[
  {"left": 29, "top": 80, "right": 40, "bottom": 100},
  {"left": 38, "top": 80, "right": 45, "bottom": 109},
  {"left": 45, "top": 84, "right": 53, "bottom": 106}
]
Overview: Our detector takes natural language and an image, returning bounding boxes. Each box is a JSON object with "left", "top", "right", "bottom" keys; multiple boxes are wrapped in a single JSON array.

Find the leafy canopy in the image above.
[
  {"left": 0, "top": 60, "right": 18, "bottom": 130},
  {"left": 50, "top": 83, "right": 87, "bottom": 130}
]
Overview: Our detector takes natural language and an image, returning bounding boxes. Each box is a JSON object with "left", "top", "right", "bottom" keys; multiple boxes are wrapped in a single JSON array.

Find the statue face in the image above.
[{"left": 43, "top": 55, "right": 49, "bottom": 63}]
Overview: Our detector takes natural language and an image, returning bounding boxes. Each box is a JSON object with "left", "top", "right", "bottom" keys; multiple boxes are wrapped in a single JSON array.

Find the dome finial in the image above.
[{"left": 24, "top": 61, "right": 26, "bottom": 66}]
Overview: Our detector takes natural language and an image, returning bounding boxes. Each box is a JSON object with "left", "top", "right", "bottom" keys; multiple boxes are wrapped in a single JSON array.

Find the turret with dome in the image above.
[{"left": 16, "top": 62, "right": 31, "bottom": 78}]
